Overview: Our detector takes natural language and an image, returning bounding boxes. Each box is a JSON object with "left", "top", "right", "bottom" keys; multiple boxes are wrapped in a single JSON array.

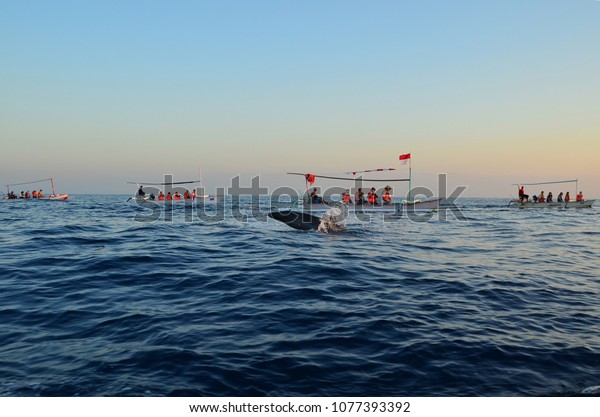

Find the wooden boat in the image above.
[
  {"left": 3, "top": 178, "right": 68, "bottom": 201},
  {"left": 508, "top": 179, "right": 595, "bottom": 208},
  {"left": 127, "top": 179, "right": 215, "bottom": 204},
  {"left": 508, "top": 200, "right": 595, "bottom": 208}
]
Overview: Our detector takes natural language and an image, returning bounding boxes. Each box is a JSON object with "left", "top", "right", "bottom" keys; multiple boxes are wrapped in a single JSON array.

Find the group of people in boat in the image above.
[
  {"left": 137, "top": 186, "right": 197, "bottom": 201},
  {"left": 5, "top": 190, "right": 44, "bottom": 199},
  {"left": 518, "top": 186, "right": 584, "bottom": 203},
  {"left": 310, "top": 185, "right": 394, "bottom": 205}
]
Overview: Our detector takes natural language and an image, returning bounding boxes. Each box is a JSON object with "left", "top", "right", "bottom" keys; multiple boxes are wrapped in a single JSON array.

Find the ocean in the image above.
[{"left": 0, "top": 196, "right": 599, "bottom": 396}]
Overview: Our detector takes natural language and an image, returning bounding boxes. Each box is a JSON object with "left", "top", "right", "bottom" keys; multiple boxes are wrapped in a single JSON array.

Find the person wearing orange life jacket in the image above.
[
  {"left": 25, "top": 191, "right": 30, "bottom": 198},
  {"left": 191, "top": 190, "right": 197, "bottom": 199},
  {"left": 38, "top": 189, "right": 43, "bottom": 198},
  {"left": 537, "top": 191, "right": 545, "bottom": 203},
  {"left": 174, "top": 191, "right": 181, "bottom": 200},
  {"left": 576, "top": 191, "right": 584, "bottom": 202},
  {"left": 382, "top": 185, "right": 392, "bottom": 205},
  {"left": 342, "top": 189, "right": 352, "bottom": 204},
  {"left": 565, "top": 192, "right": 570, "bottom": 202},
  {"left": 166, "top": 192, "right": 173, "bottom": 201},
  {"left": 183, "top": 190, "right": 191, "bottom": 199},
  {"left": 367, "top": 187, "right": 379, "bottom": 204},
  {"left": 32, "top": 190, "right": 37, "bottom": 198},
  {"left": 157, "top": 191, "right": 165, "bottom": 201}
]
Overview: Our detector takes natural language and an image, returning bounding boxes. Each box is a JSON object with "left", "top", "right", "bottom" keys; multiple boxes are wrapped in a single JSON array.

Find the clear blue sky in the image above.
[{"left": 1, "top": 0, "right": 599, "bottom": 197}]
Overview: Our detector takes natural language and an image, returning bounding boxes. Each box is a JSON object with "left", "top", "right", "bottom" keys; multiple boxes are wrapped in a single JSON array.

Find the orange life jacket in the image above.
[
  {"left": 158, "top": 195, "right": 165, "bottom": 201},
  {"left": 166, "top": 194, "right": 173, "bottom": 201},
  {"left": 368, "top": 193, "right": 376, "bottom": 204},
  {"left": 32, "top": 190, "right": 37, "bottom": 198},
  {"left": 342, "top": 194, "right": 351, "bottom": 203},
  {"left": 383, "top": 193, "right": 391, "bottom": 203}
]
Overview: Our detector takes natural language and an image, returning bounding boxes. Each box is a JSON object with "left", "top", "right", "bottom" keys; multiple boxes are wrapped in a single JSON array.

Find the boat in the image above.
[
  {"left": 508, "top": 179, "right": 595, "bottom": 208},
  {"left": 127, "top": 179, "right": 215, "bottom": 204},
  {"left": 269, "top": 154, "right": 441, "bottom": 229},
  {"left": 3, "top": 178, "right": 69, "bottom": 201}
]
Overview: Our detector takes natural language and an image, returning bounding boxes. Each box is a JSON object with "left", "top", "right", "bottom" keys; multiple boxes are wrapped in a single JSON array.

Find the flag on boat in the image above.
[
  {"left": 305, "top": 173, "right": 316, "bottom": 185},
  {"left": 399, "top": 153, "right": 411, "bottom": 165}
]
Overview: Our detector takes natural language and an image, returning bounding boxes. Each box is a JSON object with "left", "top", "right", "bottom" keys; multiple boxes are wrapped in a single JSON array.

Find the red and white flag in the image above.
[{"left": 399, "top": 153, "right": 411, "bottom": 165}]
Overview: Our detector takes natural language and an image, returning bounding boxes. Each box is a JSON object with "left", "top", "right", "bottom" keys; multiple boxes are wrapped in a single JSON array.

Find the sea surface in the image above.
[{"left": 0, "top": 195, "right": 599, "bottom": 396}]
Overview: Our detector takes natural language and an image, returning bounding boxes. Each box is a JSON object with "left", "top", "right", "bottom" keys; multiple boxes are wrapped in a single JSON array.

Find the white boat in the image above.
[
  {"left": 127, "top": 178, "right": 215, "bottom": 204},
  {"left": 509, "top": 200, "right": 595, "bottom": 208},
  {"left": 508, "top": 179, "right": 595, "bottom": 208},
  {"left": 3, "top": 178, "right": 69, "bottom": 201}
]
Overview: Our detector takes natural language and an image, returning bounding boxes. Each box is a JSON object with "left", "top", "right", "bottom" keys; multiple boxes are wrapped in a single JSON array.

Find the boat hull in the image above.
[
  {"left": 2, "top": 194, "right": 68, "bottom": 201},
  {"left": 296, "top": 198, "right": 442, "bottom": 214},
  {"left": 509, "top": 199, "right": 595, "bottom": 208}
]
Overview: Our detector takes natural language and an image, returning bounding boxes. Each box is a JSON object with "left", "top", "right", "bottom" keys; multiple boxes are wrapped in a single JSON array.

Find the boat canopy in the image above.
[{"left": 5, "top": 178, "right": 57, "bottom": 194}]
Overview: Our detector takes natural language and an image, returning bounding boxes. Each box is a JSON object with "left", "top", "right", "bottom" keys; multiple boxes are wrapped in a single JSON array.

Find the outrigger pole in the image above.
[
  {"left": 126, "top": 180, "right": 202, "bottom": 185},
  {"left": 286, "top": 173, "right": 409, "bottom": 182},
  {"left": 512, "top": 179, "right": 579, "bottom": 194}
]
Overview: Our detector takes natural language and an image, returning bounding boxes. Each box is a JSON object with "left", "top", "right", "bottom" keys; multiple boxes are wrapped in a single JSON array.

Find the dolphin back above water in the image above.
[{"left": 268, "top": 210, "right": 323, "bottom": 231}]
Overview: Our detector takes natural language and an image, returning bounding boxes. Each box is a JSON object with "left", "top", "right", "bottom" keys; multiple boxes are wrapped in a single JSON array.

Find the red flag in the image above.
[
  {"left": 399, "top": 153, "right": 411, "bottom": 161},
  {"left": 305, "top": 173, "right": 316, "bottom": 185}
]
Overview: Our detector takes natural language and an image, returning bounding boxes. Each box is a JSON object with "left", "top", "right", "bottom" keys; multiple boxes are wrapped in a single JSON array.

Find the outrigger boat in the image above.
[
  {"left": 508, "top": 179, "right": 595, "bottom": 208},
  {"left": 127, "top": 179, "right": 215, "bottom": 203},
  {"left": 3, "top": 178, "right": 68, "bottom": 201},
  {"left": 269, "top": 154, "right": 441, "bottom": 230}
]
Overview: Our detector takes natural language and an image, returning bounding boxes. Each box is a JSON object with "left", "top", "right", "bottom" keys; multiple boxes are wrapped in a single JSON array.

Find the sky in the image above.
[{"left": 1, "top": 0, "right": 599, "bottom": 197}]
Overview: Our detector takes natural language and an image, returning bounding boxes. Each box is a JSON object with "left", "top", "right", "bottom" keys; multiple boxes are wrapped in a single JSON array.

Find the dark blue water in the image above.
[{"left": 1, "top": 196, "right": 599, "bottom": 396}]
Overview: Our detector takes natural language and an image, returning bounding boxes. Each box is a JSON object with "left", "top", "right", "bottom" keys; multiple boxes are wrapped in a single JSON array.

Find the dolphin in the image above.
[{"left": 268, "top": 210, "right": 322, "bottom": 231}]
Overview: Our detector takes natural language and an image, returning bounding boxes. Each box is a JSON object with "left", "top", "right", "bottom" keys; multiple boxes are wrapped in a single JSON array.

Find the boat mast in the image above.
[
  {"left": 50, "top": 178, "right": 56, "bottom": 195},
  {"left": 408, "top": 156, "right": 412, "bottom": 202}
]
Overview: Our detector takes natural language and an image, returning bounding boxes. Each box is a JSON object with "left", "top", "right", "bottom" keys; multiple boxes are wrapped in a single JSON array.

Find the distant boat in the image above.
[
  {"left": 3, "top": 178, "right": 68, "bottom": 201},
  {"left": 126, "top": 179, "right": 214, "bottom": 204},
  {"left": 508, "top": 179, "right": 595, "bottom": 208}
]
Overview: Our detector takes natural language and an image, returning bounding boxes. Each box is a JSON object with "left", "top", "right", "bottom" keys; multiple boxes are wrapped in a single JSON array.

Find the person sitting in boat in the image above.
[
  {"left": 157, "top": 191, "right": 165, "bottom": 201},
  {"left": 191, "top": 190, "right": 197, "bottom": 199},
  {"left": 367, "top": 187, "right": 379, "bottom": 205},
  {"left": 355, "top": 188, "right": 365, "bottom": 204},
  {"left": 518, "top": 186, "right": 529, "bottom": 202},
  {"left": 576, "top": 191, "right": 584, "bottom": 202},
  {"left": 166, "top": 192, "right": 173, "bottom": 201},
  {"left": 9, "top": 191, "right": 18, "bottom": 199},
  {"left": 183, "top": 190, "right": 191, "bottom": 199},
  {"left": 546, "top": 192, "right": 553, "bottom": 203},
  {"left": 38, "top": 189, "right": 43, "bottom": 198},
  {"left": 565, "top": 192, "right": 571, "bottom": 202},
  {"left": 341, "top": 189, "right": 352, "bottom": 204},
  {"left": 137, "top": 185, "right": 146, "bottom": 197},
  {"left": 537, "top": 191, "right": 545, "bottom": 203},
  {"left": 20, "top": 191, "right": 25, "bottom": 199},
  {"left": 148, "top": 193, "right": 156, "bottom": 201},
  {"left": 310, "top": 187, "right": 322, "bottom": 204},
  {"left": 32, "top": 190, "right": 37, "bottom": 198},
  {"left": 382, "top": 185, "right": 392, "bottom": 205},
  {"left": 174, "top": 191, "right": 182, "bottom": 200},
  {"left": 557, "top": 192, "right": 564, "bottom": 202},
  {"left": 25, "top": 191, "right": 30, "bottom": 198},
  {"left": 532, "top": 194, "right": 538, "bottom": 203}
]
